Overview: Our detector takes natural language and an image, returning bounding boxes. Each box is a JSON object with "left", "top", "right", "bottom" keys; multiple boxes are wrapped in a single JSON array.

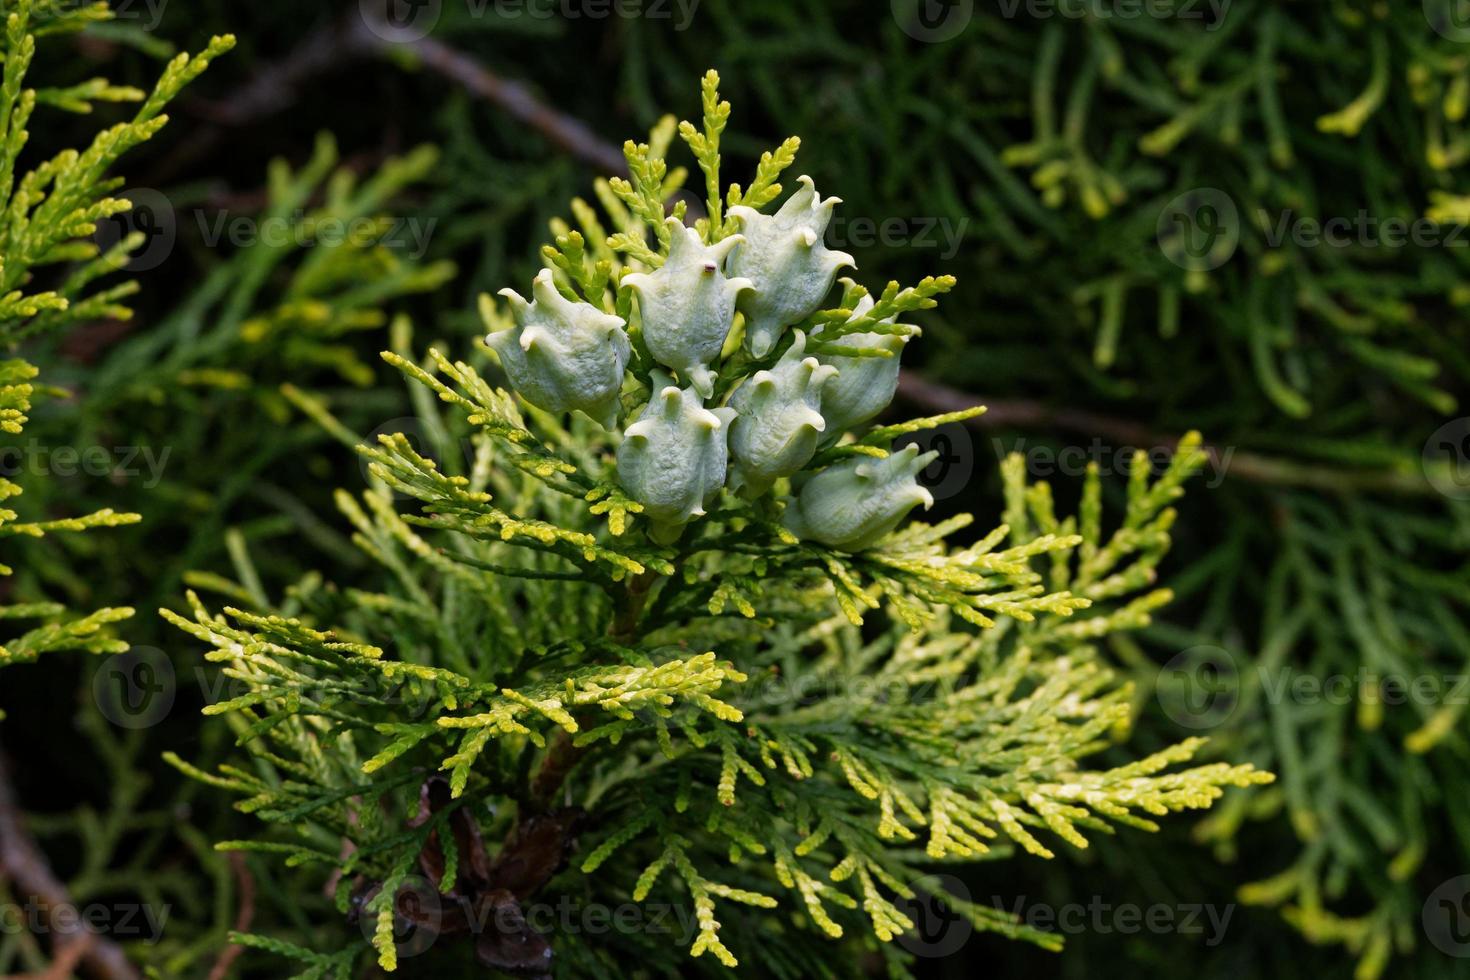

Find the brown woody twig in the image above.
[
  {"left": 0, "top": 748, "right": 141, "bottom": 980},
  {"left": 205, "top": 852, "right": 256, "bottom": 980}
]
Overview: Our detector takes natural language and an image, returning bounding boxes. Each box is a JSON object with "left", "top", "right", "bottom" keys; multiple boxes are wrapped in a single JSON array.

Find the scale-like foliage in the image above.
[
  {"left": 0, "top": 1, "right": 230, "bottom": 694},
  {"left": 165, "top": 76, "right": 1270, "bottom": 977}
]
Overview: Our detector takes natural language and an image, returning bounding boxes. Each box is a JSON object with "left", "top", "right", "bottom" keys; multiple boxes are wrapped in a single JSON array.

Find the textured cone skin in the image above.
[
  {"left": 616, "top": 373, "right": 736, "bottom": 543},
  {"left": 487, "top": 269, "right": 630, "bottom": 429},
  {"left": 728, "top": 330, "right": 837, "bottom": 496},
  {"left": 624, "top": 217, "right": 751, "bottom": 398},
  {"left": 815, "top": 285, "right": 915, "bottom": 441},
  {"left": 727, "top": 175, "right": 854, "bottom": 358},
  {"left": 783, "top": 444, "right": 937, "bottom": 551}
]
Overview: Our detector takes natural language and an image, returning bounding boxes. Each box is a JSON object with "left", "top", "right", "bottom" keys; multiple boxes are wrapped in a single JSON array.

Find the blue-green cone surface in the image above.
[
  {"left": 623, "top": 217, "right": 751, "bottom": 398},
  {"left": 617, "top": 373, "right": 736, "bottom": 543},
  {"left": 727, "top": 330, "right": 837, "bottom": 496},
  {"left": 815, "top": 285, "right": 916, "bottom": 440},
  {"left": 487, "top": 269, "right": 630, "bottom": 429},
  {"left": 783, "top": 444, "right": 937, "bottom": 551},
  {"left": 727, "top": 175, "right": 854, "bottom": 358}
]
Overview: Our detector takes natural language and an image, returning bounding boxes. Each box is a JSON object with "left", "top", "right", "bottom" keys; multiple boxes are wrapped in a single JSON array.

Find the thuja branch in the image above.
[
  {"left": 166, "top": 72, "right": 1271, "bottom": 976},
  {"left": 528, "top": 570, "right": 660, "bottom": 813}
]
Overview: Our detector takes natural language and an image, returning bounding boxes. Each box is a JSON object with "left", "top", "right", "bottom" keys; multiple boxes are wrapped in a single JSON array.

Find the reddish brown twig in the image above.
[
  {"left": 894, "top": 369, "right": 1439, "bottom": 497},
  {"left": 175, "top": 14, "right": 629, "bottom": 182},
  {"left": 351, "top": 22, "right": 629, "bottom": 176},
  {"left": 0, "top": 749, "right": 141, "bottom": 980},
  {"left": 22, "top": 930, "right": 92, "bottom": 980},
  {"left": 205, "top": 853, "right": 256, "bottom": 980}
]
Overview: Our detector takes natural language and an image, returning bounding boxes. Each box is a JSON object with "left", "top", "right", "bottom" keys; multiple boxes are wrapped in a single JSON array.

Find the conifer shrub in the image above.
[
  {"left": 14, "top": 3, "right": 1461, "bottom": 975},
  {"left": 158, "top": 73, "right": 1271, "bottom": 977}
]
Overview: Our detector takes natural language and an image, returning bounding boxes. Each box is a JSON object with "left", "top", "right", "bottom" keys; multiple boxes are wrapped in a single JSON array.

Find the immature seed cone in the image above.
[
  {"left": 486, "top": 269, "right": 630, "bottom": 429},
  {"left": 815, "top": 283, "right": 916, "bottom": 440},
  {"left": 727, "top": 175, "right": 854, "bottom": 358},
  {"left": 783, "top": 444, "right": 937, "bottom": 552},
  {"left": 727, "top": 330, "right": 837, "bottom": 496},
  {"left": 624, "top": 217, "right": 751, "bottom": 398},
  {"left": 616, "top": 372, "right": 736, "bottom": 543}
]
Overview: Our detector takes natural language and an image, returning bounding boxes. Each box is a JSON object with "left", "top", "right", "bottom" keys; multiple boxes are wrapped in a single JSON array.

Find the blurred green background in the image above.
[{"left": 5, "top": 0, "right": 1470, "bottom": 976}]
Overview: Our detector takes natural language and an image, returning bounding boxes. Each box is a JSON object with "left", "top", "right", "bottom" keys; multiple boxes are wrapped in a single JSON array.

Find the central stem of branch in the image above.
[
  {"left": 608, "top": 568, "right": 658, "bottom": 643},
  {"left": 523, "top": 568, "right": 660, "bottom": 816}
]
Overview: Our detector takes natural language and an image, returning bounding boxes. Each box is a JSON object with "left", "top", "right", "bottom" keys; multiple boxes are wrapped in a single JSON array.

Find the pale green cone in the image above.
[
  {"left": 728, "top": 330, "right": 838, "bottom": 496},
  {"left": 727, "top": 175, "right": 854, "bottom": 358},
  {"left": 617, "top": 373, "right": 736, "bottom": 543},
  {"left": 624, "top": 217, "right": 752, "bottom": 398},
  {"left": 815, "top": 284, "right": 917, "bottom": 442},
  {"left": 783, "top": 443, "right": 937, "bottom": 551},
  {"left": 487, "top": 268, "right": 630, "bottom": 429}
]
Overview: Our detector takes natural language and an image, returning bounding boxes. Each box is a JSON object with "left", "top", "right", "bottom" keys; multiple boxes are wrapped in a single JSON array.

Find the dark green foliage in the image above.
[
  {"left": 150, "top": 83, "right": 1264, "bottom": 977},
  {"left": 4, "top": 1, "right": 1469, "bottom": 978}
]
